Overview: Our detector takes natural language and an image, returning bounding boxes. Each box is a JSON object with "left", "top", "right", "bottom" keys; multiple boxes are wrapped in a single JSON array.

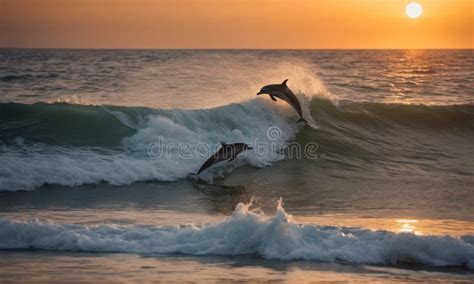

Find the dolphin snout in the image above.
[{"left": 257, "top": 91, "right": 264, "bottom": 95}]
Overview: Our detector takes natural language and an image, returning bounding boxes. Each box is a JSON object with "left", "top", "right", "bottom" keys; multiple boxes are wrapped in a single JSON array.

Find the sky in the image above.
[{"left": 0, "top": 0, "right": 472, "bottom": 49}]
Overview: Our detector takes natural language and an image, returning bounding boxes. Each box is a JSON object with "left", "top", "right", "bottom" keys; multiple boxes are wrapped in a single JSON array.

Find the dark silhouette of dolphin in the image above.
[
  {"left": 196, "top": 142, "right": 252, "bottom": 175},
  {"left": 257, "top": 79, "right": 308, "bottom": 124}
]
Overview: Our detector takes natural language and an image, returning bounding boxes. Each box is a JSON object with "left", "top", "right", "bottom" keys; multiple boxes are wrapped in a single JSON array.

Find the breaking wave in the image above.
[
  {"left": 0, "top": 98, "right": 472, "bottom": 191},
  {"left": 1, "top": 200, "right": 473, "bottom": 269},
  {"left": 0, "top": 99, "right": 299, "bottom": 190}
]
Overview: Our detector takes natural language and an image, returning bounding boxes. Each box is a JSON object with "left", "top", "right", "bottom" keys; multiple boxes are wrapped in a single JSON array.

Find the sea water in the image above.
[{"left": 0, "top": 49, "right": 473, "bottom": 282}]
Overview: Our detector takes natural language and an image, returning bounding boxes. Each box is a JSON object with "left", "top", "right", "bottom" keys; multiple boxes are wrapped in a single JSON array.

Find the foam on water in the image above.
[
  {"left": 1, "top": 200, "right": 473, "bottom": 269},
  {"left": 1, "top": 95, "right": 473, "bottom": 191},
  {"left": 0, "top": 58, "right": 333, "bottom": 191},
  {"left": 0, "top": 99, "right": 300, "bottom": 191}
]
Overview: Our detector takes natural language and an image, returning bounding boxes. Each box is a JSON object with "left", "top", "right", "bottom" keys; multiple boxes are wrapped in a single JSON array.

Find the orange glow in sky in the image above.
[{"left": 0, "top": 0, "right": 472, "bottom": 49}]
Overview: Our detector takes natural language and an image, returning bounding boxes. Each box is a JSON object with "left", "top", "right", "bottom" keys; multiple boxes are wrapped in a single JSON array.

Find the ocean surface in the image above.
[{"left": 0, "top": 49, "right": 473, "bottom": 282}]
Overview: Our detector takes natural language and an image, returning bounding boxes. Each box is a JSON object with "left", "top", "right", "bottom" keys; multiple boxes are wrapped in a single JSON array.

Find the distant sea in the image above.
[{"left": 0, "top": 49, "right": 473, "bottom": 282}]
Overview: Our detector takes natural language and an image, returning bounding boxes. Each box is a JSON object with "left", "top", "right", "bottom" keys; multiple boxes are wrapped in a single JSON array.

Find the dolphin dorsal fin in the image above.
[{"left": 282, "top": 79, "right": 288, "bottom": 86}]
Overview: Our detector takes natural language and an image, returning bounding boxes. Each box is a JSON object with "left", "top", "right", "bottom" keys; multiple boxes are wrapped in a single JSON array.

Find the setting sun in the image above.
[
  {"left": 1, "top": 0, "right": 472, "bottom": 49},
  {"left": 406, "top": 2, "right": 423, "bottom": 19}
]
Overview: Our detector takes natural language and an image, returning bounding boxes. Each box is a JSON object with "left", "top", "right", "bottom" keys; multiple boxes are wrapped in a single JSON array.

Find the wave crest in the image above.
[
  {"left": 0, "top": 98, "right": 473, "bottom": 191},
  {"left": 1, "top": 200, "right": 472, "bottom": 269},
  {"left": 0, "top": 100, "right": 297, "bottom": 190}
]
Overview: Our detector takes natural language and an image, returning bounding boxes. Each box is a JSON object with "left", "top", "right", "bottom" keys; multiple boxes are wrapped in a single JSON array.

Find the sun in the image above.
[{"left": 406, "top": 2, "right": 423, "bottom": 19}]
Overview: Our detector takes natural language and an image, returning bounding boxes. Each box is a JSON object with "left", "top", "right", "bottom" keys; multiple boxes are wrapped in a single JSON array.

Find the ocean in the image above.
[{"left": 0, "top": 49, "right": 473, "bottom": 282}]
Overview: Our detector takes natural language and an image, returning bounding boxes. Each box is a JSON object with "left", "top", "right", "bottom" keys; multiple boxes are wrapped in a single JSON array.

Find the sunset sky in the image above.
[{"left": 0, "top": 0, "right": 472, "bottom": 49}]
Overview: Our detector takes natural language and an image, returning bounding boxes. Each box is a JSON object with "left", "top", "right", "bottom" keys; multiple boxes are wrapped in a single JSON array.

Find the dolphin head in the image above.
[
  {"left": 257, "top": 79, "right": 289, "bottom": 95},
  {"left": 257, "top": 86, "right": 270, "bottom": 95},
  {"left": 244, "top": 144, "right": 253, "bottom": 150}
]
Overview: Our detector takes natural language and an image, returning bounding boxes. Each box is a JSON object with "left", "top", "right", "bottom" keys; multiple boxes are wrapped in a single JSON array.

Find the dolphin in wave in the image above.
[
  {"left": 257, "top": 79, "right": 308, "bottom": 124},
  {"left": 195, "top": 142, "right": 252, "bottom": 175}
]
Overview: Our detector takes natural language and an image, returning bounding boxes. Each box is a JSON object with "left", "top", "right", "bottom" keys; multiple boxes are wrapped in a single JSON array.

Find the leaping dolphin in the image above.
[
  {"left": 196, "top": 142, "right": 252, "bottom": 175},
  {"left": 257, "top": 79, "right": 308, "bottom": 124}
]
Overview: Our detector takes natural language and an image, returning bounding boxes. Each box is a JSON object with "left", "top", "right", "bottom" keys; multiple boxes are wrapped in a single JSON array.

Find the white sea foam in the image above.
[
  {"left": 0, "top": 200, "right": 472, "bottom": 269},
  {"left": 0, "top": 57, "right": 333, "bottom": 191},
  {"left": 0, "top": 99, "right": 299, "bottom": 191}
]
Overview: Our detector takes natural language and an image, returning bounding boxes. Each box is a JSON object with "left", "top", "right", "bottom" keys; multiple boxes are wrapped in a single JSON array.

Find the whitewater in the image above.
[
  {"left": 1, "top": 200, "right": 473, "bottom": 269},
  {"left": 1, "top": 97, "right": 472, "bottom": 191}
]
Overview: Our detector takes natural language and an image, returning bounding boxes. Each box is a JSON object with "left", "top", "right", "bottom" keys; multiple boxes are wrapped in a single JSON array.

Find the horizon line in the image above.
[{"left": 1, "top": 47, "right": 472, "bottom": 51}]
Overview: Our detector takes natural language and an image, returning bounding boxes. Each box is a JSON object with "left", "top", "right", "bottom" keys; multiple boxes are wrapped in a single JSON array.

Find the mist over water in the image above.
[{"left": 0, "top": 49, "right": 473, "bottom": 279}]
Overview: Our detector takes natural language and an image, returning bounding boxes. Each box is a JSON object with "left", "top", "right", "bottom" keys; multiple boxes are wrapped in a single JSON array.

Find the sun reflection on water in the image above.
[
  {"left": 296, "top": 215, "right": 474, "bottom": 236},
  {"left": 396, "top": 219, "right": 421, "bottom": 235}
]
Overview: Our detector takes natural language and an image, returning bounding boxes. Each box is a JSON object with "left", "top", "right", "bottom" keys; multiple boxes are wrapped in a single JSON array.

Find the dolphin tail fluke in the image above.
[{"left": 297, "top": 118, "right": 308, "bottom": 124}]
